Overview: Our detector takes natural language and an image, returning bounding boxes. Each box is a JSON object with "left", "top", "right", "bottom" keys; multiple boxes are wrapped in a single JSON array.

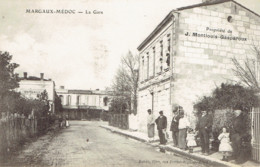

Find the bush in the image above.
[
  {"left": 212, "top": 109, "right": 235, "bottom": 139},
  {"left": 109, "top": 97, "right": 130, "bottom": 114},
  {"left": 194, "top": 83, "right": 259, "bottom": 115},
  {"left": 194, "top": 83, "right": 257, "bottom": 142}
]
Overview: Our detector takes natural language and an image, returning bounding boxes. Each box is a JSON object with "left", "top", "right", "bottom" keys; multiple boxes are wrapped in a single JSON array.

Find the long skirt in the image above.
[
  {"left": 147, "top": 124, "right": 155, "bottom": 138},
  {"left": 178, "top": 128, "right": 187, "bottom": 149}
]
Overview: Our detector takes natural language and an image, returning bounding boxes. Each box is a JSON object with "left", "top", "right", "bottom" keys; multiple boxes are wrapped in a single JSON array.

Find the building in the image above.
[
  {"left": 16, "top": 72, "right": 56, "bottom": 113},
  {"left": 56, "top": 86, "right": 113, "bottom": 120},
  {"left": 136, "top": 0, "right": 260, "bottom": 133}
]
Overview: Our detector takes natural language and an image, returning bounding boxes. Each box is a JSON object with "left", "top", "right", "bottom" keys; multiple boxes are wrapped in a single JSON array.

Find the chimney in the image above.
[
  {"left": 24, "top": 72, "right": 27, "bottom": 79},
  {"left": 40, "top": 73, "right": 44, "bottom": 80},
  {"left": 60, "top": 86, "right": 65, "bottom": 89}
]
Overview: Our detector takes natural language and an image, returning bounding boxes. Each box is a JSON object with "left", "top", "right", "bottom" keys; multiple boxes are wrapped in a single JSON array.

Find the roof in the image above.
[
  {"left": 19, "top": 76, "right": 52, "bottom": 81},
  {"left": 57, "top": 89, "right": 113, "bottom": 96},
  {"left": 177, "top": 0, "right": 260, "bottom": 17},
  {"left": 137, "top": 0, "right": 260, "bottom": 51}
]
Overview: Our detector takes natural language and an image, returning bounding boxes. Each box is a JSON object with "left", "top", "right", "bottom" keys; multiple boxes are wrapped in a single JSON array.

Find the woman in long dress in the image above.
[
  {"left": 147, "top": 109, "right": 155, "bottom": 140},
  {"left": 178, "top": 110, "right": 190, "bottom": 150}
]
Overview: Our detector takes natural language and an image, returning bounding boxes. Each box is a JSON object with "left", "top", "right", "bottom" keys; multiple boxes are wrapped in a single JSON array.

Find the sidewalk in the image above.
[{"left": 100, "top": 124, "right": 259, "bottom": 167}]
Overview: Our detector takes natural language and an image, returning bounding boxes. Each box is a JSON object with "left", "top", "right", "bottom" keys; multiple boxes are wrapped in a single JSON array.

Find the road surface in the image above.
[{"left": 6, "top": 121, "right": 211, "bottom": 167}]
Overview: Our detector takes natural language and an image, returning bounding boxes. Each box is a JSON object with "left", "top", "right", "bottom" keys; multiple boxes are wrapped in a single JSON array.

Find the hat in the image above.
[
  {"left": 159, "top": 111, "right": 163, "bottom": 114},
  {"left": 179, "top": 109, "right": 184, "bottom": 115}
]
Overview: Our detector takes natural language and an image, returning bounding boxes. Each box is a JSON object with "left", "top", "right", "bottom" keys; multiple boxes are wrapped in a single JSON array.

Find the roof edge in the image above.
[{"left": 137, "top": 10, "right": 175, "bottom": 51}]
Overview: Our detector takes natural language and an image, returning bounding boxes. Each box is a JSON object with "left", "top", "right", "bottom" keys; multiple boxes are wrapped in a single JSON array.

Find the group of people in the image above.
[{"left": 147, "top": 107, "right": 247, "bottom": 163}]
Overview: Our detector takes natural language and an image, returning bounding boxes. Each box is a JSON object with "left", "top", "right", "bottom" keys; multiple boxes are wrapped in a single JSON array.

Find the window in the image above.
[
  {"left": 147, "top": 52, "right": 149, "bottom": 79},
  {"left": 76, "top": 95, "right": 81, "bottom": 105},
  {"left": 166, "top": 34, "right": 171, "bottom": 67},
  {"left": 160, "top": 41, "right": 163, "bottom": 72},
  {"left": 103, "top": 97, "right": 108, "bottom": 106},
  {"left": 153, "top": 47, "right": 155, "bottom": 76},
  {"left": 67, "top": 95, "right": 71, "bottom": 105},
  {"left": 93, "top": 96, "right": 96, "bottom": 106},
  {"left": 142, "top": 56, "right": 144, "bottom": 81},
  {"left": 59, "top": 95, "right": 64, "bottom": 105},
  {"left": 86, "top": 95, "right": 89, "bottom": 105}
]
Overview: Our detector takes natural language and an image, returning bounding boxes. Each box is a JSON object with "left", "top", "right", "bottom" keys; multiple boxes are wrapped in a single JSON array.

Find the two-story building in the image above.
[
  {"left": 56, "top": 86, "right": 113, "bottom": 120},
  {"left": 16, "top": 72, "right": 56, "bottom": 113},
  {"left": 137, "top": 0, "right": 260, "bottom": 132}
]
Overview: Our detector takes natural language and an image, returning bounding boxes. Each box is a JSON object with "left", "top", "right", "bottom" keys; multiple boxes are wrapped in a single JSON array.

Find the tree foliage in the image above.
[
  {"left": 54, "top": 92, "right": 63, "bottom": 113},
  {"left": 109, "top": 97, "right": 129, "bottom": 114},
  {"left": 0, "top": 51, "right": 19, "bottom": 97},
  {"left": 111, "top": 51, "right": 139, "bottom": 114},
  {"left": 194, "top": 83, "right": 259, "bottom": 114}
]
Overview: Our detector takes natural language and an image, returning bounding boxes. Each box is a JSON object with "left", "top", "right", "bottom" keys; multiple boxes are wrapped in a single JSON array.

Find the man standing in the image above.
[
  {"left": 155, "top": 111, "right": 167, "bottom": 145},
  {"left": 196, "top": 110, "right": 212, "bottom": 155},
  {"left": 231, "top": 109, "right": 246, "bottom": 164},
  {"left": 170, "top": 107, "right": 181, "bottom": 147},
  {"left": 147, "top": 109, "right": 155, "bottom": 141}
]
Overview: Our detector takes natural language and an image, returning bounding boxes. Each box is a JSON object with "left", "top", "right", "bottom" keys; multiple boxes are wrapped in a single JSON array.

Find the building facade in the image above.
[
  {"left": 137, "top": 0, "right": 260, "bottom": 133},
  {"left": 56, "top": 87, "right": 113, "bottom": 120},
  {"left": 16, "top": 72, "right": 55, "bottom": 113}
]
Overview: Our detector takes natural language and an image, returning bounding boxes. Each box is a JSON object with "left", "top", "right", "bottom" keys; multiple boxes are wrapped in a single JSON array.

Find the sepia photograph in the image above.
[{"left": 0, "top": 0, "right": 260, "bottom": 166}]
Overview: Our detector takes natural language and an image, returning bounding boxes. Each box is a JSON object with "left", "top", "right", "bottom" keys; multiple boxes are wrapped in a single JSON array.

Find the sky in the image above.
[{"left": 0, "top": 0, "right": 260, "bottom": 90}]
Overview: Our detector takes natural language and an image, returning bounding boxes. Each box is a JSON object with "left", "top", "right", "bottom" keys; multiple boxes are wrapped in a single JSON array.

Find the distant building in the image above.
[
  {"left": 56, "top": 86, "right": 113, "bottom": 120},
  {"left": 16, "top": 72, "right": 55, "bottom": 113},
  {"left": 137, "top": 0, "right": 260, "bottom": 132}
]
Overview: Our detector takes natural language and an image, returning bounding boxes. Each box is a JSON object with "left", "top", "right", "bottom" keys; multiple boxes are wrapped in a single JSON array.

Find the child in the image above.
[
  {"left": 218, "top": 127, "right": 233, "bottom": 161},
  {"left": 186, "top": 128, "right": 197, "bottom": 153}
]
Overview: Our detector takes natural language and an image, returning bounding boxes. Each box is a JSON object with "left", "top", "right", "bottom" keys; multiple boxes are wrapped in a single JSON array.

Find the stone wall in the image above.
[
  {"left": 137, "top": 80, "right": 171, "bottom": 133},
  {"left": 138, "top": 20, "right": 174, "bottom": 133},
  {"left": 172, "top": 1, "right": 260, "bottom": 114}
]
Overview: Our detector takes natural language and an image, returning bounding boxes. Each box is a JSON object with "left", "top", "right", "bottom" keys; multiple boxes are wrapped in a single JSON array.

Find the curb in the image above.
[
  {"left": 100, "top": 125, "right": 240, "bottom": 167},
  {"left": 100, "top": 125, "right": 147, "bottom": 142},
  {"left": 162, "top": 146, "right": 239, "bottom": 167}
]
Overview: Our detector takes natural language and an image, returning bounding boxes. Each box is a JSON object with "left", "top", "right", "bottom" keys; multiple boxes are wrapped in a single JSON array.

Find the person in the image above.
[
  {"left": 230, "top": 109, "right": 247, "bottom": 164},
  {"left": 218, "top": 127, "right": 232, "bottom": 161},
  {"left": 65, "top": 115, "right": 70, "bottom": 128},
  {"left": 59, "top": 115, "right": 63, "bottom": 128},
  {"left": 155, "top": 111, "right": 167, "bottom": 145},
  {"left": 178, "top": 109, "right": 190, "bottom": 150},
  {"left": 196, "top": 110, "right": 212, "bottom": 156},
  {"left": 147, "top": 109, "right": 155, "bottom": 141},
  {"left": 187, "top": 128, "right": 197, "bottom": 153},
  {"left": 170, "top": 107, "right": 181, "bottom": 147}
]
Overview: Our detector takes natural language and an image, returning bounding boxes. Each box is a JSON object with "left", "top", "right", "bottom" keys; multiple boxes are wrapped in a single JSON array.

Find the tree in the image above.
[
  {"left": 0, "top": 51, "right": 20, "bottom": 114},
  {"left": 111, "top": 51, "right": 139, "bottom": 114},
  {"left": 0, "top": 51, "right": 19, "bottom": 97},
  {"left": 194, "top": 83, "right": 259, "bottom": 113},
  {"left": 38, "top": 90, "right": 49, "bottom": 116},
  {"left": 231, "top": 44, "right": 260, "bottom": 92},
  {"left": 54, "top": 92, "right": 63, "bottom": 113}
]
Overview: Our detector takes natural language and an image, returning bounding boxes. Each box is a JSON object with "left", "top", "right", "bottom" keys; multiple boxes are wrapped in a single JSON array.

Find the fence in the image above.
[
  {"left": 100, "top": 111, "right": 109, "bottom": 121},
  {"left": 108, "top": 114, "right": 129, "bottom": 130},
  {"left": 251, "top": 107, "right": 260, "bottom": 163},
  {"left": 0, "top": 116, "right": 56, "bottom": 162}
]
